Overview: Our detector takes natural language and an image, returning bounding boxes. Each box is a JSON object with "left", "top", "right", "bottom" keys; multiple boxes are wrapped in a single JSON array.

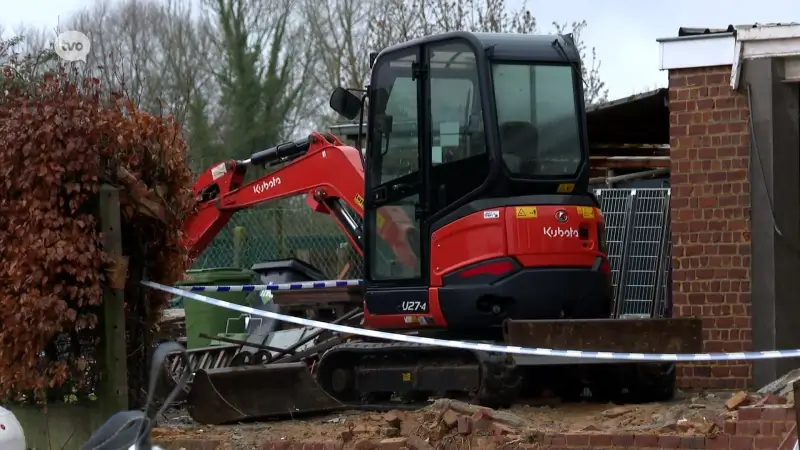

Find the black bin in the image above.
[{"left": 246, "top": 259, "right": 326, "bottom": 333}]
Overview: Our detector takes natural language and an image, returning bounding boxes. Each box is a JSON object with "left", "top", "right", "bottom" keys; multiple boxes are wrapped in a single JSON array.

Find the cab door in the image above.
[{"left": 363, "top": 45, "right": 432, "bottom": 320}]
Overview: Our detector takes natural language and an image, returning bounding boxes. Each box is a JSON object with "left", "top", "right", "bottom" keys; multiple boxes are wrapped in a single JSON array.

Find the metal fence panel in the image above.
[
  {"left": 192, "top": 196, "right": 364, "bottom": 279},
  {"left": 594, "top": 188, "right": 672, "bottom": 319}
]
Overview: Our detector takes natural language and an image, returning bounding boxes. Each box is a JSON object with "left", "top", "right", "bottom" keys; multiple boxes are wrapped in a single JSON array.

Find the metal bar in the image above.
[
  {"left": 197, "top": 333, "right": 288, "bottom": 354},
  {"left": 613, "top": 190, "right": 638, "bottom": 318},
  {"left": 651, "top": 188, "right": 672, "bottom": 318},
  {"left": 271, "top": 308, "right": 363, "bottom": 361},
  {"left": 589, "top": 168, "right": 669, "bottom": 185}
]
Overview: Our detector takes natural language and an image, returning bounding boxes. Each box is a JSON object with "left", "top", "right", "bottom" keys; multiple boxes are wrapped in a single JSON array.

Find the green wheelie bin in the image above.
[{"left": 177, "top": 267, "right": 259, "bottom": 349}]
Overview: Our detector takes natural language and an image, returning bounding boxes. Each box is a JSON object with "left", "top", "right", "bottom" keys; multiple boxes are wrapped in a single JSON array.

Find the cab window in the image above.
[{"left": 492, "top": 63, "right": 583, "bottom": 177}]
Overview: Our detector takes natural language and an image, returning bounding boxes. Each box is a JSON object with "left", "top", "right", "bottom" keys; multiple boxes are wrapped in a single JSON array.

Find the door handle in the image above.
[
  {"left": 373, "top": 186, "right": 388, "bottom": 203},
  {"left": 391, "top": 182, "right": 412, "bottom": 192}
]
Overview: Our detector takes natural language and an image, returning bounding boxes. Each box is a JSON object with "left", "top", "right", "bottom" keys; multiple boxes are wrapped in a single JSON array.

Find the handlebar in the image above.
[{"left": 81, "top": 342, "right": 191, "bottom": 450}]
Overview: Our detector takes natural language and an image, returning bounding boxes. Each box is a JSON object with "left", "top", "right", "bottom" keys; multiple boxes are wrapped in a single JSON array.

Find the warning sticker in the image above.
[
  {"left": 576, "top": 206, "right": 595, "bottom": 219},
  {"left": 557, "top": 183, "right": 575, "bottom": 193},
  {"left": 354, "top": 194, "right": 364, "bottom": 209},
  {"left": 514, "top": 206, "right": 538, "bottom": 219}
]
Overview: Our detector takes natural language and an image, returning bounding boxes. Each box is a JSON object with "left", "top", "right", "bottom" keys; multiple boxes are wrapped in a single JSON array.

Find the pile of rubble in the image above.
[
  {"left": 152, "top": 372, "right": 800, "bottom": 449},
  {"left": 338, "top": 400, "right": 538, "bottom": 449}
]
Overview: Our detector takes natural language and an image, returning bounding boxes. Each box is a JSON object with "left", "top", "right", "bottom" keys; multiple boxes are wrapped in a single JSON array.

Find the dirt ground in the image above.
[{"left": 152, "top": 390, "right": 732, "bottom": 448}]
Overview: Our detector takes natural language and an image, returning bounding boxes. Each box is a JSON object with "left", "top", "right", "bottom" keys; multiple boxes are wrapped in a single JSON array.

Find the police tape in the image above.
[
  {"left": 178, "top": 279, "right": 363, "bottom": 292},
  {"left": 146, "top": 280, "right": 800, "bottom": 362}
]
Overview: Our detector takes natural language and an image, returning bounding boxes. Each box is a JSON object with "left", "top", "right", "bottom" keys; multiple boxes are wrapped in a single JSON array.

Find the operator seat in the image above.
[{"left": 499, "top": 121, "right": 538, "bottom": 172}]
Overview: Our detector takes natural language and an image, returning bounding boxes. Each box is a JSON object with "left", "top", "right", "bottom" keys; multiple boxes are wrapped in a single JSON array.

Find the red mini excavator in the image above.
[{"left": 179, "top": 31, "right": 702, "bottom": 423}]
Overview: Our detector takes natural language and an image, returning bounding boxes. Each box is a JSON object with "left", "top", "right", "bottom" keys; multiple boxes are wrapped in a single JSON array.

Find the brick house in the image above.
[{"left": 658, "top": 24, "right": 800, "bottom": 390}]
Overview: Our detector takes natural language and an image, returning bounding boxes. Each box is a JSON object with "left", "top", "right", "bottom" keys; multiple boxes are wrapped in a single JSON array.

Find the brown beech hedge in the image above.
[{"left": 0, "top": 65, "right": 196, "bottom": 402}]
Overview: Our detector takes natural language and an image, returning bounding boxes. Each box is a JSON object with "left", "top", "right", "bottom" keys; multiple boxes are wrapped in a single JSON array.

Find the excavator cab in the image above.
[{"left": 331, "top": 31, "right": 612, "bottom": 332}]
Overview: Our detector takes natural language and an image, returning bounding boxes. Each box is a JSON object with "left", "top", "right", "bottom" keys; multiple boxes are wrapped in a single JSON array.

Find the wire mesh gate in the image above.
[{"left": 594, "top": 188, "right": 672, "bottom": 319}]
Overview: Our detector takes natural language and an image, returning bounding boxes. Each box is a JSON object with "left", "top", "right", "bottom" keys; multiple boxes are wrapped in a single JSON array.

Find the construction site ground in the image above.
[{"left": 150, "top": 390, "right": 798, "bottom": 449}]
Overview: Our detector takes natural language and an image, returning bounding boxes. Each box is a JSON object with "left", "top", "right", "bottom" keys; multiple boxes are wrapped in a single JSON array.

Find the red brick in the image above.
[
  {"left": 761, "top": 406, "right": 790, "bottom": 421},
  {"left": 587, "top": 434, "right": 613, "bottom": 446},
  {"left": 657, "top": 434, "right": 683, "bottom": 448},
  {"left": 729, "top": 435, "right": 755, "bottom": 450},
  {"left": 755, "top": 436, "right": 782, "bottom": 448},
  {"left": 565, "top": 434, "right": 590, "bottom": 446},
  {"left": 633, "top": 434, "right": 660, "bottom": 447},
  {"left": 706, "top": 435, "right": 730, "bottom": 449},
  {"left": 681, "top": 435, "right": 706, "bottom": 448}
]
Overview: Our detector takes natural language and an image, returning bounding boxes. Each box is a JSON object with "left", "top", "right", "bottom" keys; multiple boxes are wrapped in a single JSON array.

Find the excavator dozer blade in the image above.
[
  {"left": 504, "top": 317, "right": 703, "bottom": 365},
  {"left": 187, "top": 362, "right": 344, "bottom": 425}
]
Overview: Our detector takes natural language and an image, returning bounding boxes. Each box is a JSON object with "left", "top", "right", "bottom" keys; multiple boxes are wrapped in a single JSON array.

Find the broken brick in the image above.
[
  {"left": 490, "top": 422, "right": 517, "bottom": 436},
  {"left": 441, "top": 410, "right": 459, "bottom": 430},
  {"left": 405, "top": 435, "right": 434, "bottom": 450},
  {"left": 725, "top": 391, "right": 750, "bottom": 410},
  {"left": 457, "top": 415, "right": 472, "bottom": 435},
  {"left": 340, "top": 429, "right": 354, "bottom": 442},
  {"left": 378, "top": 437, "right": 407, "bottom": 450},
  {"left": 471, "top": 410, "right": 492, "bottom": 431},
  {"left": 472, "top": 408, "right": 494, "bottom": 422},
  {"left": 354, "top": 439, "right": 380, "bottom": 450},
  {"left": 601, "top": 406, "right": 633, "bottom": 418},
  {"left": 383, "top": 410, "right": 405, "bottom": 428}
]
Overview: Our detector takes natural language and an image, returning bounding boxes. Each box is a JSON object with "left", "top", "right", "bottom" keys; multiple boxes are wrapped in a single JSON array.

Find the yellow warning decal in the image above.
[
  {"left": 514, "top": 206, "right": 538, "bottom": 219},
  {"left": 377, "top": 213, "right": 385, "bottom": 230},
  {"left": 354, "top": 194, "right": 364, "bottom": 208},
  {"left": 576, "top": 206, "right": 595, "bottom": 219},
  {"left": 557, "top": 183, "right": 575, "bottom": 193},
  {"left": 402, "top": 372, "right": 412, "bottom": 382}
]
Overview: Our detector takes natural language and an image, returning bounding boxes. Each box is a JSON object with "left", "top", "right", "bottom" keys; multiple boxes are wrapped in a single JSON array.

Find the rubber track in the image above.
[{"left": 316, "top": 341, "right": 522, "bottom": 408}]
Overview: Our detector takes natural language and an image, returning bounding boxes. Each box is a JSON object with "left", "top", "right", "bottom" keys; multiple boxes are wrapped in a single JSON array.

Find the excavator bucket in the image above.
[{"left": 187, "top": 362, "right": 343, "bottom": 425}]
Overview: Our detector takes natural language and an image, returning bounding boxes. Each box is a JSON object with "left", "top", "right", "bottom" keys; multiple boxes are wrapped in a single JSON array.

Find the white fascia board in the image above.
[
  {"left": 737, "top": 25, "right": 800, "bottom": 41},
  {"left": 731, "top": 25, "right": 800, "bottom": 89},
  {"left": 658, "top": 34, "right": 736, "bottom": 70}
]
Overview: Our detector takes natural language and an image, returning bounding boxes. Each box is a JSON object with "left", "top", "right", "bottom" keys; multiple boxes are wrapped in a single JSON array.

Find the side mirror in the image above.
[{"left": 329, "top": 87, "right": 362, "bottom": 120}]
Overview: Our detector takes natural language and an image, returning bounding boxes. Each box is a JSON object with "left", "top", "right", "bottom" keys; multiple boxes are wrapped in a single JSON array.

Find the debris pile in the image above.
[{"left": 335, "top": 400, "right": 533, "bottom": 449}]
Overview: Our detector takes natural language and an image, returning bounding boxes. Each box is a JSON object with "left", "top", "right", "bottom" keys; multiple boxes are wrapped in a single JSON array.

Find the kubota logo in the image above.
[
  {"left": 543, "top": 227, "right": 579, "bottom": 238},
  {"left": 253, "top": 176, "right": 281, "bottom": 194}
]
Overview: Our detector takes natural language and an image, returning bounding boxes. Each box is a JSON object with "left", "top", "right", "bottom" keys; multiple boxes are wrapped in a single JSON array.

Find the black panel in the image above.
[
  {"left": 365, "top": 288, "right": 430, "bottom": 315},
  {"left": 438, "top": 266, "right": 613, "bottom": 329}
]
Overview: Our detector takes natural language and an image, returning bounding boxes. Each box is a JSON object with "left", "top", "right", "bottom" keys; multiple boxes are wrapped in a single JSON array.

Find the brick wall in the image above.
[{"left": 668, "top": 65, "right": 753, "bottom": 389}]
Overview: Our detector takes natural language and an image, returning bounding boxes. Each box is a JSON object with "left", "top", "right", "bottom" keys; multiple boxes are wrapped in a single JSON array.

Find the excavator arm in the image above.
[{"left": 183, "top": 132, "right": 415, "bottom": 269}]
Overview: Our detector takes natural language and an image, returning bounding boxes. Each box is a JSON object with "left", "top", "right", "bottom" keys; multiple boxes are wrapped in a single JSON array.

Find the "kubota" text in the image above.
[
  {"left": 253, "top": 176, "right": 281, "bottom": 195},
  {"left": 543, "top": 227, "right": 579, "bottom": 238}
]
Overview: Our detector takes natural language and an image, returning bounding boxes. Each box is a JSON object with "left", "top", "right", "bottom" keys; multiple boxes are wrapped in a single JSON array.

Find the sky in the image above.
[{"left": 1, "top": 0, "right": 799, "bottom": 101}]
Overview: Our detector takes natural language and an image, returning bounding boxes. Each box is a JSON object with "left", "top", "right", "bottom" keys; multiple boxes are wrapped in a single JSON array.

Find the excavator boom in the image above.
[{"left": 183, "top": 132, "right": 415, "bottom": 268}]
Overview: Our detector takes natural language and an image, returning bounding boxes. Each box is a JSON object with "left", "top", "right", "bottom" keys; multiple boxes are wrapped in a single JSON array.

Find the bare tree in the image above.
[
  {"left": 67, "top": 0, "right": 213, "bottom": 122},
  {"left": 553, "top": 20, "right": 608, "bottom": 105}
]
